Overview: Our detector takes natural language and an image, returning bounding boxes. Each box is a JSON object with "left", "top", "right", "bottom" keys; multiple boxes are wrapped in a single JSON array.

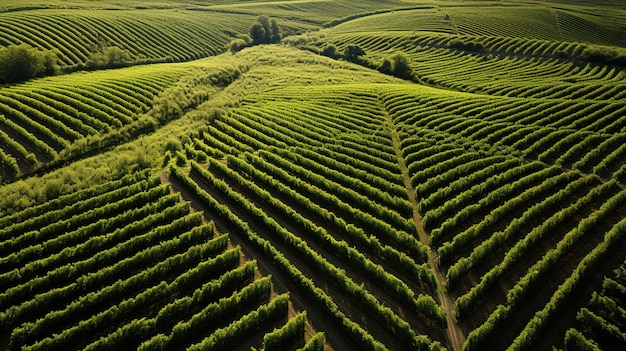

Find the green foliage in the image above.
[
  {"left": 447, "top": 38, "right": 484, "bottom": 52},
  {"left": 229, "top": 15, "right": 281, "bottom": 53},
  {"left": 344, "top": 44, "right": 366, "bottom": 63},
  {"left": 228, "top": 35, "right": 253, "bottom": 53},
  {"left": 1, "top": 3, "right": 626, "bottom": 350},
  {"left": 322, "top": 44, "right": 339, "bottom": 58},
  {"left": 0, "top": 44, "right": 59, "bottom": 83},
  {"left": 580, "top": 44, "right": 626, "bottom": 65},
  {"left": 378, "top": 53, "right": 413, "bottom": 80},
  {"left": 86, "top": 44, "right": 132, "bottom": 69}
]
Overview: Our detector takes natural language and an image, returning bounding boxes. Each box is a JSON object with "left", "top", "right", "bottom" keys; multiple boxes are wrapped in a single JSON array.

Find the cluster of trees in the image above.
[
  {"left": 580, "top": 45, "right": 626, "bottom": 66},
  {"left": 378, "top": 52, "right": 415, "bottom": 80},
  {"left": 0, "top": 44, "right": 58, "bottom": 84},
  {"left": 229, "top": 15, "right": 281, "bottom": 53},
  {"left": 0, "top": 41, "right": 135, "bottom": 84}
]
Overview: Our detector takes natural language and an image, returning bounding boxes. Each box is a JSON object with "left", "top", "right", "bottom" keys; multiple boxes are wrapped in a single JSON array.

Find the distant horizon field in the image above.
[{"left": 1, "top": 1, "right": 625, "bottom": 350}]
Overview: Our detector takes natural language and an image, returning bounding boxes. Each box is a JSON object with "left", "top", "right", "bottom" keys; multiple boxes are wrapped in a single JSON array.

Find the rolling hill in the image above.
[{"left": 1, "top": 1, "right": 625, "bottom": 350}]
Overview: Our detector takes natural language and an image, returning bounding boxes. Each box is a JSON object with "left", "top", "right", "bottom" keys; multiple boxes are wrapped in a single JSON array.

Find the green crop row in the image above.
[
  {"left": 0, "top": 213, "right": 206, "bottom": 329},
  {"left": 509, "top": 212, "right": 626, "bottom": 350},
  {"left": 458, "top": 181, "right": 623, "bottom": 344},
  {"left": 0, "top": 169, "right": 152, "bottom": 224},
  {"left": 0, "top": 176, "right": 161, "bottom": 243},
  {"left": 245, "top": 151, "right": 427, "bottom": 263},
  {"left": 168, "top": 165, "right": 391, "bottom": 351},
  {"left": 187, "top": 293, "right": 290, "bottom": 351},
  {"left": 204, "top": 156, "right": 441, "bottom": 322},
  {"left": 226, "top": 154, "right": 434, "bottom": 289},
  {"left": 0, "top": 10, "right": 257, "bottom": 68},
  {"left": 430, "top": 165, "right": 562, "bottom": 244},
  {"left": 259, "top": 147, "right": 413, "bottom": 233},
  {"left": 89, "top": 260, "right": 257, "bottom": 350},
  {"left": 0, "top": 194, "right": 183, "bottom": 282},
  {"left": 440, "top": 171, "right": 583, "bottom": 270},
  {"left": 564, "top": 261, "right": 626, "bottom": 350},
  {"left": 190, "top": 159, "right": 446, "bottom": 339},
  {"left": 422, "top": 161, "right": 546, "bottom": 237}
]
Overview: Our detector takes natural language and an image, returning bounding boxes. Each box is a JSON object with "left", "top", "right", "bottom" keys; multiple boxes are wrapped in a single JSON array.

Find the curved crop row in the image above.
[
  {"left": 0, "top": 10, "right": 255, "bottom": 68},
  {"left": 0, "top": 65, "right": 185, "bottom": 180}
]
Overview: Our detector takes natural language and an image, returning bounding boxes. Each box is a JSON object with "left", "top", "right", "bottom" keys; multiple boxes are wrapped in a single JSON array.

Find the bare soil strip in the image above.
[{"left": 382, "top": 99, "right": 466, "bottom": 351}]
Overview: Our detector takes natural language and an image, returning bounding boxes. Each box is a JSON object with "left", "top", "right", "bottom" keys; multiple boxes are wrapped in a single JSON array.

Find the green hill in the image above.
[{"left": 1, "top": 1, "right": 625, "bottom": 350}]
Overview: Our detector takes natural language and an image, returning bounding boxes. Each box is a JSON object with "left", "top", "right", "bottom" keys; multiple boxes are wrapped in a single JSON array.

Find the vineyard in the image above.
[{"left": 1, "top": 0, "right": 626, "bottom": 350}]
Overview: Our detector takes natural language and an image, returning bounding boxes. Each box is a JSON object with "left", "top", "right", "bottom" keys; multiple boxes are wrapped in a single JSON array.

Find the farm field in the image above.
[{"left": 1, "top": 0, "right": 626, "bottom": 350}]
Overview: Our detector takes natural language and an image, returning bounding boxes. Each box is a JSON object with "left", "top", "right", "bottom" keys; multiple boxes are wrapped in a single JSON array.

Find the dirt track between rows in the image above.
[{"left": 383, "top": 99, "right": 466, "bottom": 351}]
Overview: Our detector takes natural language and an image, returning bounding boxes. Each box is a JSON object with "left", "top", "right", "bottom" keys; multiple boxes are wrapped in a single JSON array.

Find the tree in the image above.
[
  {"left": 270, "top": 19, "right": 281, "bottom": 42},
  {"left": 344, "top": 45, "right": 365, "bottom": 63},
  {"left": 322, "top": 44, "right": 339, "bottom": 59},
  {"left": 378, "top": 57, "right": 393, "bottom": 75},
  {"left": 391, "top": 52, "right": 413, "bottom": 79},
  {"left": 377, "top": 53, "right": 414, "bottom": 80},
  {"left": 249, "top": 23, "right": 267, "bottom": 45},
  {"left": 257, "top": 15, "right": 272, "bottom": 43}
]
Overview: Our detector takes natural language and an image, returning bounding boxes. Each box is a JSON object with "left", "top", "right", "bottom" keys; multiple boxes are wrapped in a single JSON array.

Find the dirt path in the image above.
[{"left": 381, "top": 98, "right": 465, "bottom": 351}]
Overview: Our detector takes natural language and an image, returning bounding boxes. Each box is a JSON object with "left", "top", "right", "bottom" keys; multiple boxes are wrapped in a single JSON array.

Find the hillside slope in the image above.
[{"left": 1, "top": 1, "right": 625, "bottom": 350}]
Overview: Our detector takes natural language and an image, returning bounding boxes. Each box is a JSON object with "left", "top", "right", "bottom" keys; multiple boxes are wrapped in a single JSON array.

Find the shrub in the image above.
[
  {"left": 580, "top": 45, "right": 626, "bottom": 66},
  {"left": 86, "top": 45, "right": 132, "bottom": 69},
  {"left": 0, "top": 44, "right": 59, "bottom": 83},
  {"left": 228, "top": 16, "right": 281, "bottom": 53},
  {"left": 227, "top": 35, "right": 252, "bottom": 53},
  {"left": 344, "top": 44, "right": 365, "bottom": 63},
  {"left": 448, "top": 39, "right": 484, "bottom": 52}
]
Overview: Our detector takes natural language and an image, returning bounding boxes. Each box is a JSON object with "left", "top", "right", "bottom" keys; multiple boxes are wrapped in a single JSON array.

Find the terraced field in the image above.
[{"left": 1, "top": 1, "right": 625, "bottom": 350}]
